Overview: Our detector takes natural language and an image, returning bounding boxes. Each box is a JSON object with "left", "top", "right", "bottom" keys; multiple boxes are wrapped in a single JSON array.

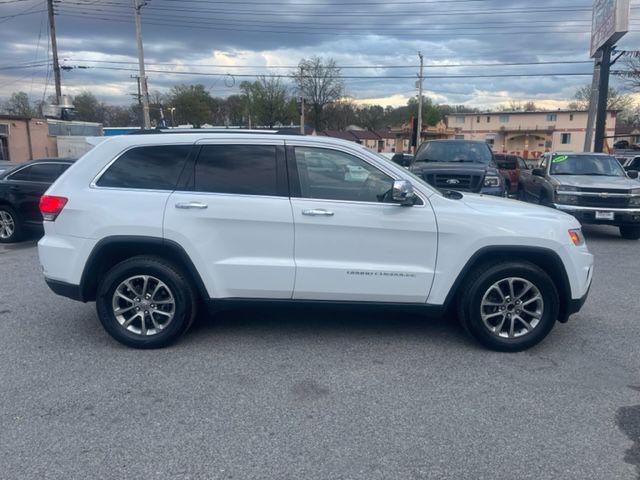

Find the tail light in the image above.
[{"left": 39, "top": 195, "right": 68, "bottom": 221}]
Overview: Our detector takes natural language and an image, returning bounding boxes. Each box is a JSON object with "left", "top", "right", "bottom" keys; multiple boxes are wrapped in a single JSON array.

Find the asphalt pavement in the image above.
[{"left": 0, "top": 225, "right": 638, "bottom": 480}]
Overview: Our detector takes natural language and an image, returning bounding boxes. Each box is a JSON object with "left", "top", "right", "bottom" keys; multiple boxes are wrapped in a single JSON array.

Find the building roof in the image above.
[
  {"left": 322, "top": 130, "right": 358, "bottom": 141},
  {"left": 373, "top": 129, "right": 395, "bottom": 139},
  {"left": 348, "top": 129, "right": 380, "bottom": 141},
  {"left": 615, "top": 125, "right": 640, "bottom": 135}
]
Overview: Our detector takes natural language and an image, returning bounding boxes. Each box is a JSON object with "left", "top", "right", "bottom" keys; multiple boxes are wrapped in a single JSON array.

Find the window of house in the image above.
[
  {"left": 294, "top": 146, "right": 394, "bottom": 203},
  {"left": 97, "top": 145, "right": 191, "bottom": 190},
  {"left": 499, "top": 115, "right": 509, "bottom": 123},
  {"left": 569, "top": 114, "right": 574, "bottom": 121},
  {"left": 455, "top": 116, "right": 465, "bottom": 124},
  {"left": 486, "top": 116, "right": 491, "bottom": 123},
  {"left": 476, "top": 116, "right": 481, "bottom": 123},
  {"left": 455, "top": 134, "right": 465, "bottom": 140},
  {"left": 486, "top": 138, "right": 495, "bottom": 147},
  {"left": 561, "top": 133, "right": 572, "bottom": 145},
  {"left": 547, "top": 113, "right": 557, "bottom": 121},
  {"left": 195, "top": 145, "right": 278, "bottom": 196}
]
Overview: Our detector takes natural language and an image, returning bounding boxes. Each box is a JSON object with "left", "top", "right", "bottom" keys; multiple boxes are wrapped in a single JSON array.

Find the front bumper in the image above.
[{"left": 554, "top": 204, "right": 640, "bottom": 226}]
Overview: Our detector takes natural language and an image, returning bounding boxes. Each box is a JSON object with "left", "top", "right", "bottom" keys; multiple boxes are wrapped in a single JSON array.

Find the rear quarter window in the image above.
[{"left": 96, "top": 145, "right": 192, "bottom": 190}]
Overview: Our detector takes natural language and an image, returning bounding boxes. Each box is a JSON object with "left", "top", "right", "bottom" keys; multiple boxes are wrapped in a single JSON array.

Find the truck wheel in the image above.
[
  {"left": 0, "top": 206, "right": 22, "bottom": 243},
  {"left": 457, "top": 261, "right": 559, "bottom": 352},
  {"left": 619, "top": 226, "right": 640, "bottom": 240},
  {"left": 96, "top": 256, "right": 198, "bottom": 349}
]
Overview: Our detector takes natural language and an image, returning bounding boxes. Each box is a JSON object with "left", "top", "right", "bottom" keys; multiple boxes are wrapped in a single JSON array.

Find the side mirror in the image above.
[
  {"left": 627, "top": 170, "right": 639, "bottom": 179},
  {"left": 392, "top": 180, "right": 416, "bottom": 206},
  {"left": 532, "top": 168, "right": 545, "bottom": 177}
]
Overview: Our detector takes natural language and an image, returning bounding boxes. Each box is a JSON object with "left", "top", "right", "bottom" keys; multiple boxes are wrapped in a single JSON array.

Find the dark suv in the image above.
[
  {"left": 411, "top": 140, "right": 505, "bottom": 196},
  {"left": 0, "top": 158, "right": 75, "bottom": 243}
]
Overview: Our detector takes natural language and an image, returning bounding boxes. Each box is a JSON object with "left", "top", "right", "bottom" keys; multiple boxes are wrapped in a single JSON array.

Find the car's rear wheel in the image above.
[
  {"left": 0, "top": 206, "right": 22, "bottom": 243},
  {"left": 458, "top": 261, "right": 559, "bottom": 352},
  {"left": 96, "top": 256, "right": 197, "bottom": 348},
  {"left": 619, "top": 225, "right": 640, "bottom": 240}
]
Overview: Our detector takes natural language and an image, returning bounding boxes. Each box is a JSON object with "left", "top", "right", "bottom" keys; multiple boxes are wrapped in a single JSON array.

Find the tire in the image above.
[
  {"left": 457, "top": 261, "right": 559, "bottom": 352},
  {"left": 517, "top": 187, "right": 528, "bottom": 202},
  {"left": 619, "top": 226, "right": 640, "bottom": 240},
  {"left": 96, "top": 255, "right": 198, "bottom": 349},
  {"left": 0, "top": 206, "right": 22, "bottom": 243}
]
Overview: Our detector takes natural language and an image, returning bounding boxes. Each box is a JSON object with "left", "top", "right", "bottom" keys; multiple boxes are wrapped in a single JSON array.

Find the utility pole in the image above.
[
  {"left": 299, "top": 66, "right": 305, "bottom": 135},
  {"left": 133, "top": 0, "right": 151, "bottom": 129},
  {"left": 131, "top": 75, "right": 143, "bottom": 127},
  {"left": 584, "top": 52, "right": 602, "bottom": 152},
  {"left": 46, "top": 0, "right": 62, "bottom": 104},
  {"left": 593, "top": 45, "right": 612, "bottom": 153},
  {"left": 416, "top": 52, "right": 424, "bottom": 154}
]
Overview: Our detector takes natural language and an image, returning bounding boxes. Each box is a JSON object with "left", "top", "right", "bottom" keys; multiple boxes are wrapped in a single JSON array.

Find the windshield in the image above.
[
  {"left": 416, "top": 141, "right": 493, "bottom": 164},
  {"left": 550, "top": 154, "right": 626, "bottom": 176}
]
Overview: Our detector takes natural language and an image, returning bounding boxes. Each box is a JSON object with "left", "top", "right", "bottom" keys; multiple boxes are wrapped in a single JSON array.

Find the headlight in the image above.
[
  {"left": 483, "top": 175, "right": 501, "bottom": 188},
  {"left": 630, "top": 189, "right": 640, "bottom": 206},
  {"left": 556, "top": 194, "right": 579, "bottom": 205}
]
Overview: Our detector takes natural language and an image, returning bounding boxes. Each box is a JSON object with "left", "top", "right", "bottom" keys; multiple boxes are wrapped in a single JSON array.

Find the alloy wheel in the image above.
[
  {"left": 480, "top": 277, "right": 544, "bottom": 339},
  {"left": 111, "top": 275, "right": 176, "bottom": 336},
  {"left": 0, "top": 210, "right": 15, "bottom": 240}
]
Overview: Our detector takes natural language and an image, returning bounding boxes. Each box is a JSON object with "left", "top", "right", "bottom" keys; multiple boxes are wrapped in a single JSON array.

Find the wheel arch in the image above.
[
  {"left": 444, "top": 245, "right": 572, "bottom": 323},
  {"left": 79, "top": 236, "right": 208, "bottom": 303}
]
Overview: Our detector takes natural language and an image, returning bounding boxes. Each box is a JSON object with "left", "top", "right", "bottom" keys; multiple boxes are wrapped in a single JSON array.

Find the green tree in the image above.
[
  {"left": 241, "top": 77, "right": 291, "bottom": 128},
  {"left": 73, "top": 92, "right": 106, "bottom": 123},
  {"left": 167, "top": 84, "right": 214, "bottom": 128},
  {"left": 2, "top": 91, "right": 36, "bottom": 117}
]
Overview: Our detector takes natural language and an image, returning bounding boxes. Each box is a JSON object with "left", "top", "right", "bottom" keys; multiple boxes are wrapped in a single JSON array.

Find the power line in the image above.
[
  {"left": 57, "top": 12, "right": 607, "bottom": 37},
  {"left": 63, "top": 64, "right": 598, "bottom": 79},
  {"left": 62, "top": 58, "right": 596, "bottom": 69}
]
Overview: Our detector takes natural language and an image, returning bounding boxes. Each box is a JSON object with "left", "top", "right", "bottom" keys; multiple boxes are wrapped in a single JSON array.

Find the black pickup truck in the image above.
[
  {"left": 0, "top": 158, "right": 75, "bottom": 243},
  {"left": 406, "top": 140, "right": 506, "bottom": 196}
]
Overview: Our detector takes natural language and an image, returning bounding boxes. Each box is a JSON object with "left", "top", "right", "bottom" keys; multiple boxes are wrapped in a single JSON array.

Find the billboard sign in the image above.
[{"left": 591, "top": 0, "right": 630, "bottom": 57}]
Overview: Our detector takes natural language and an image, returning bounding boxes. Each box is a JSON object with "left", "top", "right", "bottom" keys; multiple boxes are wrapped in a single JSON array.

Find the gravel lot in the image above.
[{"left": 0, "top": 225, "right": 638, "bottom": 480}]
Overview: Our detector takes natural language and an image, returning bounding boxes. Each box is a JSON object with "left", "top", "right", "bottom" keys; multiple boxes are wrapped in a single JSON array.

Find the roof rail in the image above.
[{"left": 127, "top": 128, "right": 301, "bottom": 135}]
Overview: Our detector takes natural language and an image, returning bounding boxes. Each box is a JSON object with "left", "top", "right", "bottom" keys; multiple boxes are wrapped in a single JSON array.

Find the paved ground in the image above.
[{"left": 0, "top": 225, "right": 639, "bottom": 480}]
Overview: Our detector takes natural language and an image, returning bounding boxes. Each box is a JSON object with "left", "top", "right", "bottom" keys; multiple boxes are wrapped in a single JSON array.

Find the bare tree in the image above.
[
  {"left": 621, "top": 55, "right": 640, "bottom": 92},
  {"left": 295, "top": 57, "right": 344, "bottom": 130}
]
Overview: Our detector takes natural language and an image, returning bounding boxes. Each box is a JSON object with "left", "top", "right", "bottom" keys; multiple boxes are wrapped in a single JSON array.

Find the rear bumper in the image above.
[
  {"left": 554, "top": 204, "right": 640, "bottom": 226},
  {"left": 45, "top": 278, "right": 85, "bottom": 302}
]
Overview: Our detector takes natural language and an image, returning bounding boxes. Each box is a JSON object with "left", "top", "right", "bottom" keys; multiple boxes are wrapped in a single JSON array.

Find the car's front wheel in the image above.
[
  {"left": 96, "top": 256, "right": 197, "bottom": 348},
  {"left": 619, "top": 226, "right": 640, "bottom": 240},
  {"left": 458, "top": 261, "right": 559, "bottom": 352}
]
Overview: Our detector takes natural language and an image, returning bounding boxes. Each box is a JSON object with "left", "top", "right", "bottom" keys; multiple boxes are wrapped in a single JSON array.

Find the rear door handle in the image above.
[
  {"left": 175, "top": 201, "right": 208, "bottom": 210},
  {"left": 302, "top": 209, "right": 334, "bottom": 217}
]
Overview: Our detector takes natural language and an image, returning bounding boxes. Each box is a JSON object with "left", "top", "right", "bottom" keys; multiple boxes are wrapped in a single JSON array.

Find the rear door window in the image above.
[
  {"left": 97, "top": 145, "right": 192, "bottom": 190},
  {"left": 194, "top": 145, "right": 279, "bottom": 196},
  {"left": 8, "top": 163, "right": 66, "bottom": 183}
]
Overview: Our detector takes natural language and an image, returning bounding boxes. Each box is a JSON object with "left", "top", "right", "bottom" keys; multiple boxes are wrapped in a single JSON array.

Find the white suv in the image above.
[{"left": 38, "top": 133, "right": 593, "bottom": 351}]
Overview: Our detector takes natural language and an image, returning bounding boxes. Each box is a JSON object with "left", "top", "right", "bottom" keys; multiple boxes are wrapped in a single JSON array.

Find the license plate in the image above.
[{"left": 595, "top": 211, "right": 615, "bottom": 220}]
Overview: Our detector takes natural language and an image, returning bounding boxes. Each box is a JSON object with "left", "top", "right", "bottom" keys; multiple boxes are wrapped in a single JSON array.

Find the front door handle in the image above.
[
  {"left": 175, "top": 201, "right": 208, "bottom": 210},
  {"left": 302, "top": 209, "right": 334, "bottom": 217}
]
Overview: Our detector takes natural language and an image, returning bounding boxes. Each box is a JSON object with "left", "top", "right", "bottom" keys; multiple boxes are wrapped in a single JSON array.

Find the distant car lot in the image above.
[{"left": 0, "top": 226, "right": 638, "bottom": 479}]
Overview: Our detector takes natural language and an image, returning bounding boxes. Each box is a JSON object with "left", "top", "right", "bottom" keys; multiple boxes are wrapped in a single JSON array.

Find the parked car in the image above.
[
  {"left": 39, "top": 134, "right": 592, "bottom": 351},
  {"left": 494, "top": 153, "right": 527, "bottom": 196},
  {"left": 519, "top": 152, "right": 640, "bottom": 239},
  {"left": 409, "top": 140, "right": 506, "bottom": 196},
  {"left": 0, "top": 158, "right": 75, "bottom": 243}
]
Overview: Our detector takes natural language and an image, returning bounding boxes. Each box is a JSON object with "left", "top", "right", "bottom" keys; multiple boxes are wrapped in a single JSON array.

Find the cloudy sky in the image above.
[{"left": 1, "top": 0, "right": 639, "bottom": 110}]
